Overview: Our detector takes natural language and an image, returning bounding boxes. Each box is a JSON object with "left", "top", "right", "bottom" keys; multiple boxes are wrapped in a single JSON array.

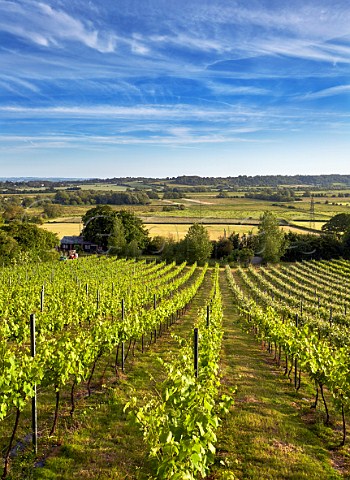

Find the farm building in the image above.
[{"left": 60, "top": 235, "right": 99, "bottom": 253}]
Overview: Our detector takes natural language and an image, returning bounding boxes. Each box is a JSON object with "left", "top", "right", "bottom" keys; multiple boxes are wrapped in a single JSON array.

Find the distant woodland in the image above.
[
  {"left": 0, "top": 174, "right": 350, "bottom": 191},
  {"left": 169, "top": 175, "right": 350, "bottom": 188}
]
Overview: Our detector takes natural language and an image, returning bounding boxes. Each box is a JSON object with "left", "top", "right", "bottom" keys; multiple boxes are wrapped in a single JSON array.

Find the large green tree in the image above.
[
  {"left": 258, "top": 212, "right": 286, "bottom": 263},
  {"left": 2, "top": 204, "right": 25, "bottom": 222},
  {"left": 82, "top": 205, "right": 118, "bottom": 250},
  {"left": 82, "top": 206, "right": 149, "bottom": 253},
  {"left": 283, "top": 231, "right": 343, "bottom": 261}
]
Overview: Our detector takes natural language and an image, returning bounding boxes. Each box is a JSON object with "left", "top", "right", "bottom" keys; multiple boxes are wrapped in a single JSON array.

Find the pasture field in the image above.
[
  {"left": 79, "top": 184, "right": 128, "bottom": 192},
  {"left": 291, "top": 220, "right": 326, "bottom": 231},
  {"left": 18, "top": 186, "right": 350, "bottom": 233},
  {"left": 173, "top": 195, "right": 349, "bottom": 221}
]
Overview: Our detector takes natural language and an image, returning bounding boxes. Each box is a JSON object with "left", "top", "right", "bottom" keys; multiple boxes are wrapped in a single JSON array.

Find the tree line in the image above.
[
  {"left": 149, "top": 212, "right": 350, "bottom": 265},
  {"left": 54, "top": 189, "right": 152, "bottom": 206},
  {"left": 2, "top": 174, "right": 350, "bottom": 191},
  {"left": 171, "top": 174, "right": 350, "bottom": 188},
  {"left": 80, "top": 208, "right": 350, "bottom": 265},
  {"left": 1, "top": 203, "right": 350, "bottom": 267},
  {"left": 244, "top": 188, "right": 297, "bottom": 202}
]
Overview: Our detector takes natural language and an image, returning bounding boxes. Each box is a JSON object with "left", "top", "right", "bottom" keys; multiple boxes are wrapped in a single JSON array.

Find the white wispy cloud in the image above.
[
  {"left": 149, "top": 3, "right": 350, "bottom": 67},
  {"left": 0, "top": 104, "right": 239, "bottom": 119},
  {"left": 190, "top": 2, "right": 350, "bottom": 43},
  {"left": 302, "top": 84, "right": 350, "bottom": 100},
  {"left": 149, "top": 33, "right": 230, "bottom": 54},
  {"left": 208, "top": 83, "right": 270, "bottom": 96},
  {"left": 0, "top": 132, "right": 271, "bottom": 152},
  {"left": 0, "top": 1, "right": 117, "bottom": 52},
  {"left": 255, "top": 37, "right": 350, "bottom": 65},
  {"left": 0, "top": 74, "right": 40, "bottom": 93},
  {"left": 131, "top": 42, "right": 149, "bottom": 55},
  {"left": 2, "top": 1, "right": 349, "bottom": 84},
  {"left": 2, "top": 101, "right": 342, "bottom": 143},
  {"left": 1, "top": 0, "right": 350, "bottom": 168},
  {"left": 0, "top": 104, "right": 298, "bottom": 127}
]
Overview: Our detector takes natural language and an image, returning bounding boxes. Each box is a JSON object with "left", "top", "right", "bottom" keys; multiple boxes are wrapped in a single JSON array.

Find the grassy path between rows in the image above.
[
  {"left": 9, "top": 268, "right": 213, "bottom": 480},
  {"left": 212, "top": 270, "right": 344, "bottom": 480}
]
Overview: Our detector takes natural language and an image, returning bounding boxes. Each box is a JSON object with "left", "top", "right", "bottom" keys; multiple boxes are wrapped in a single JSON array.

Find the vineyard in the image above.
[
  {"left": 228, "top": 260, "right": 350, "bottom": 448},
  {"left": 0, "top": 258, "right": 229, "bottom": 479},
  {"left": 1, "top": 257, "right": 350, "bottom": 478}
]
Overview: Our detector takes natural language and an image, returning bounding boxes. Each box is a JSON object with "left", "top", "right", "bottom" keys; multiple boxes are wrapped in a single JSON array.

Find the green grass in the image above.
[
  {"left": 210, "top": 270, "right": 347, "bottom": 480},
  {"left": 79, "top": 184, "right": 128, "bottom": 192},
  {"left": 142, "top": 195, "right": 344, "bottom": 222}
]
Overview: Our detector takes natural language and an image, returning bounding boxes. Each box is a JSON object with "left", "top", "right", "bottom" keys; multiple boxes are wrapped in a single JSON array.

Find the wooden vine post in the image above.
[
  {"left": 121, "top": 299, "right": 125, "bottom": 372},
  {"left": 194, "top": 328, "right": 199, "bottom": 378},
  {"left": 30, "top": 313, "right": 38, "bottom": 453},
  {"left": 40, "top": 285, "right": 45, "bottom": 313}
]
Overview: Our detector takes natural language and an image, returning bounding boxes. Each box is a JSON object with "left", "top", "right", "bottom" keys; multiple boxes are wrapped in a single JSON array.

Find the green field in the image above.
[
  {"left": 9, "top": 184, "right": 350, "bottom": 243},
  {"left": 79, "top": 183, "right": 129, "bottom": 192}
]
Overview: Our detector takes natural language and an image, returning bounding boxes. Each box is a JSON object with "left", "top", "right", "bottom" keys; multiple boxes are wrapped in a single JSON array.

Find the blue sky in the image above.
[{"left": 0, "top": 0, "right": 349, "bottom": 178}]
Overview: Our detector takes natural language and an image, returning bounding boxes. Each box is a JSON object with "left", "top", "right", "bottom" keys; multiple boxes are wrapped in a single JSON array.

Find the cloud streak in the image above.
[
  {"left": 302, "top": 84, "right": 350, "bottom": 99},
  {"left": 0, "top": 1, "right": 117, "bottom": 52}
]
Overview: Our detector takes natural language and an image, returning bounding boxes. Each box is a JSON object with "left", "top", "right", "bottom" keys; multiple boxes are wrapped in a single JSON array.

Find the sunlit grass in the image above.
[{"left": 210, "top": 271, "right": 347, "bottom": 480}]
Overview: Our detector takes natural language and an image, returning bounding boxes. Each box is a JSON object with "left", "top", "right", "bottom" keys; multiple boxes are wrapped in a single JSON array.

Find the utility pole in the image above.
[{"left": 310, "top": 195, "right": 315, "bottom": 230}]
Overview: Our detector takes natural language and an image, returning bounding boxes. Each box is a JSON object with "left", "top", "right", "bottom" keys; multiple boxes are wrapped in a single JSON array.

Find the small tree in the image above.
[
  {"left": 125, "top": 239, "right": 141, "bottom": 258},
  {"left": 117, "top": 210, "right": 149, "bottom": 250},
  {"left": 107, "top": 217, "right": 126, "bottom": 255},
  {"left": 343, "top": 228, "right": 350, "bottom": 258},
  {"left": 179, "top": 224, "right": 212, "bottom": 264},
  {"left": 161, "top": 236, "right": 178, "bottom": 263},
  {"left": 3, "top": 204, "right": 25, "bottom": 222},
  {"left": 43, "top": 203, "right": 64, "bottom": 219},
  {"left": 213, "top": 237, "right": 233, "bottom": 259},
  {"left": 237, "top": 247, "right": 254, "bottom": 266},
  {"left": 147, "top": 235, "right": 167, "bottom": 255},
  {"left": 258, "top": 212, "right": 286, "bottom": 263}
]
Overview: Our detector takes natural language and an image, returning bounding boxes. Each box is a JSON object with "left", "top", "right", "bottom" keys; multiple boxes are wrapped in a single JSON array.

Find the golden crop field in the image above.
[
  {"left": 41, "top": 222, "right": 82, "bottom": 238},
  {"left": 41, "top": 221, "right": 312, "bottom": 241}
]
